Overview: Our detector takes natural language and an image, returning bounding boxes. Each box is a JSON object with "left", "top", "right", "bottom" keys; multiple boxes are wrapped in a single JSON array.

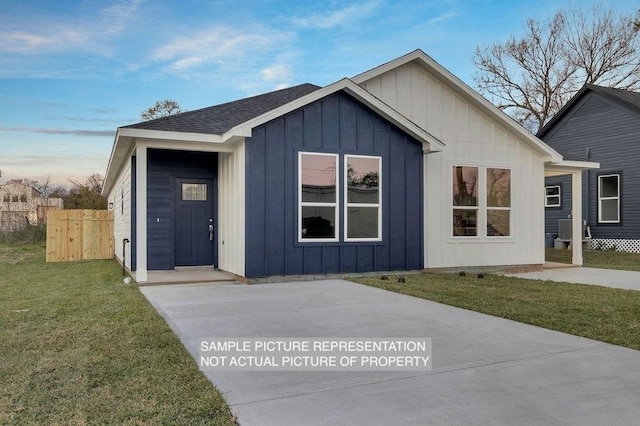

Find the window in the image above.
[
  {"left": 486, "top": 168, "right": 511, "bottom": 237},
  {"left": 452, "top": 165, "right": 511, "bottom": 237},
  {"left": 598, "top": 174, "right": 620, "bottom": 223},
  {"left": 181, "top": 183, "right": 207, "bottom": 201},
  {"left": 452, "top": 166, "right": 478, "bottom": 236},
  {"left": 345, "top": 155, "right": 381, "bottom": 241},
  {"left": 545, "top": 185, "right": 561, "bottom": 207},
  {"left": 19, "top": 193, "right": 27, "bottom": 202},
  {"left": 299, "top": 152, "right": 338, "bottom": 241}
]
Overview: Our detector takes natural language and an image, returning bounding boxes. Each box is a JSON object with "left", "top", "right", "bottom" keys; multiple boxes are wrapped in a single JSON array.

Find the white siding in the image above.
[
  {"left": 217, "top": 140, "right": 246, "bottom": 276},
  {"left": 107, "top": 154, "right": 133, "bottom": 270},
  {"left": 363, "top": 62, "right": 545, "bottom": 268}
]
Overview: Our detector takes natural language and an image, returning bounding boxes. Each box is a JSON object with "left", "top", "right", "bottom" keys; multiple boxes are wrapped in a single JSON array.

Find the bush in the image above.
[{"left": 0, "top": 223, "right": 47, "bottom": 245}]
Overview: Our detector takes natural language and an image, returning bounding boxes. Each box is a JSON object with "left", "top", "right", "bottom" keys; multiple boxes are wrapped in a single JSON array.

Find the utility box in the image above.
[{"left": 558, "top": 219, "right": 572, "bottom": 240}]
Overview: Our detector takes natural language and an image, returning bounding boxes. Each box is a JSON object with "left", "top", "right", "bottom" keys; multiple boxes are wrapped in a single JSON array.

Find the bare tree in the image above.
[
  {"left": 140, "top": 100, "right": 184, "bottom": 121},
  {"left": 474, "top": 3, "right": 640, "bottom": 132}
]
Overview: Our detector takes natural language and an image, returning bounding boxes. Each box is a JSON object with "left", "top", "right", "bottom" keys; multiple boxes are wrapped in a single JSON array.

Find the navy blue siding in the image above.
[
  {"left": 146, "top": 149, "right": 217, "bottom": 270},
  {"left": 245, "top": 91, "right": 423, "bottom": 278},
  {"left": 542, "top": 92, "right": 640, "bottom": 239}
]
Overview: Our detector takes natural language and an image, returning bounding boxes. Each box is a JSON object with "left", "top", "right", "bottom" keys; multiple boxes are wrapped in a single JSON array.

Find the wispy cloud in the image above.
[
  {"left": 0, "top": 126, "right": 114, "bottom": 137},
  {"left": 152, "top": 26, "right": 288, "bottom": 74},
  {"left": 428, "top": 11, "right": 459, "bottom": 25},
  {"left": 292, "top": 0, "right": 381, "bottom": 29},
  {"left": 0, "top": 0, "right": 143, "bottom": 55}
]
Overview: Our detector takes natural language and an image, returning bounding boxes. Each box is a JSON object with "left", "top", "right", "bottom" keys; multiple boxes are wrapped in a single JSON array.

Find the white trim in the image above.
[
  {"left": 298, "top": 152, "right": 339, "bottom": 243},
  {"left": 344, "top": 154, "right": 382, "bottom": 242},
  {"left": 134, "top": 144, "right": 148, "bottom": 282},
  {"left": 226, "top": 78, "right": 445, "bottom": 152},
  {"left": 352, "top": 49, "right": 562, "bottom": 162},
  {"left": 598, "top": 173, "right": 620, "bottom": 224},
  {"left": 545, "top": 185, "right": 561, "bottom": 207}
]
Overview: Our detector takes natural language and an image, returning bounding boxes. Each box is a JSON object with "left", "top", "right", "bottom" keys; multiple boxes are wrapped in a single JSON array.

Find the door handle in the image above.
[{"left": 208, "top": 220, "right": 214, "bottom": 241}]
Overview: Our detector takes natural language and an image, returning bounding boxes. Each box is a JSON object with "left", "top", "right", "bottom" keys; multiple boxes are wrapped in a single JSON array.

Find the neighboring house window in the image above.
[
  {"left": 2, "top": 194, "right": 9, "bottom": 202},
  {"left": 486, "top": 168, "right": 511, "bottom": 237},
  {"left": 453, "top": 166, "right": 512, "bottom": 237},
  {"left": 299, "top": 152, "right": 338, "bottom": 242},
  {"left": 345, "top": 155, "right": 382, "bottom": 241},
  {"left": 11, "top": 195, "right": 19, "bottom": 202},
  {"left": 545, "top": 185, "right": 561, "bottom": 207},
  {"left": 19, "top": 193, "right": 27, "bottom": 202},
  {"left": 598, "top": 174, "right": 620, "bottom": 223},
  {"left": 453, "top": 166, "right": 478, "bottom": 236}
]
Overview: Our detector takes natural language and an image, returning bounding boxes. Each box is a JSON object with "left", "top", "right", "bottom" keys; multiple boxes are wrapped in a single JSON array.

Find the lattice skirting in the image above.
[{"left": 591, "top": 238, "right": 640, "bottom": 253}]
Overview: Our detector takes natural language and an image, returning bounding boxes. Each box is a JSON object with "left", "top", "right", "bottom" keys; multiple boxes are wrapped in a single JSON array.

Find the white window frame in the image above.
[
  {"left": 486, "top": 167, "right": 511, "bottom": 238},
  {"left": 298, "top": 152, "right": 339, "bottom": 243},
  {"left": 545, "top": 185, "right": 561, "bottom": 207},
  {"left": 452, "top": 165, "right": 480, "bottom": 238},
  {"left": 598, "top": 174, "right": 620, "bottom": 224},
  {"left": 344, "top": 154, "right": 382, "bottom": 242}
]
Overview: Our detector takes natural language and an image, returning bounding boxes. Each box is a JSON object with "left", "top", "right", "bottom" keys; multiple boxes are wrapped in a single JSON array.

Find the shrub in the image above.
[{"left": 0, "top": 223, "right": 47, "bottom": 245}]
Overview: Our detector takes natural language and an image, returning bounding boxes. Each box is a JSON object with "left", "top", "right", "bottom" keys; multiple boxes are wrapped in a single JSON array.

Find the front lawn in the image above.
[
  {"left": 546, "top": 248, "right": 640, "bottom": 271},
  {"left": 0, "top": 243, "right": 235, "bottom": 425},
  {"left": 352, "top": 273, "right": 640, "bottom": 350}
]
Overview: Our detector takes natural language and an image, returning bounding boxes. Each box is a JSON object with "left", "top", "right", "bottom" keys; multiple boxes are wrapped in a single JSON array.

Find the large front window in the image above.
[
  {"left": 345, "top": 155, "right": 381, "bottom": 241},
  {"left": 452, "top": 165, "right": 511, "bottom": 237},
  {"left": 299, "top": 153, "right": 338, "bottom": 241},
  {"left": 598, "top": 174, "right": 620, "bottom": 223}
]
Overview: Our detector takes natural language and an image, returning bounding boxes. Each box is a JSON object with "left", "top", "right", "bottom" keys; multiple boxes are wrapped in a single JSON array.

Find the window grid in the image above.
[
  {"left": 545, "top": 185, "right": 561, "bottom": 207},
  {"left": 298, "top": 152, "right": 339, "bottom": 242},
  {"left": 345, "top": 155, "right": 382, "bottom": 241},
  {"left": 598, "top": 174, "right": 620, "bottom": 224}
]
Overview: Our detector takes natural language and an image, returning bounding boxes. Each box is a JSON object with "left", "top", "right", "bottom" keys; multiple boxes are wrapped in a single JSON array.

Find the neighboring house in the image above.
[
  {"left": 103, "top": 50, "right": 594, "bottom": 282},
  {"left": 539, "top": 84, "right": 640, "bottom": 253},
  {"left": 0, "top": 182, "right": 63, "bottom": 231}
]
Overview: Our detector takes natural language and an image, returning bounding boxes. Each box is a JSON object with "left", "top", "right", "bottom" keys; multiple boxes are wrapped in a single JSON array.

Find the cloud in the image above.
[
  {"left": 428, "top": 11, "right": 459, "bottom": 25},
  {"left": 152, "top": 26, "right": 288, "bottom": 74},
  {"left": 0, "top": 126, "right": 114, "bottom": 137},
  {"left": 261, "top": 63, "right": 294, "bottom": 82},
  {"left": 0, "top": 0, "right": 143, "bottom": 55},
  {"left": 292, "top": 0, "right": 381, "bottom": 29}
]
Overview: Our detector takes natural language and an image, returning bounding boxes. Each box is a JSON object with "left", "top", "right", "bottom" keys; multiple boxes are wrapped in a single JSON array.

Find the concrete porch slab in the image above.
[{"left": 139, "top": 266, "right": 237, "bottom": 285}]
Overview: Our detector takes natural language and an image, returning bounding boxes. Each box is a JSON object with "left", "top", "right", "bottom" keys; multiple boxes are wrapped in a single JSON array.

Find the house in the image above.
[
  {"left": 539, "top": 84, "right": 640, "bottom": 253},
  {"left": 0, "top": 182, "right": 63, "bottom": 231},
  {"left": 102, "top": 50, "right": 595, "bottom": 282}
]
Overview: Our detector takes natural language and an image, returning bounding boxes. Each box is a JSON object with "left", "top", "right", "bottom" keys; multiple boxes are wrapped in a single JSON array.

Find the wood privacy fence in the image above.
[{"left": 46, "top": 210, "right": 114, "bottom": 262}]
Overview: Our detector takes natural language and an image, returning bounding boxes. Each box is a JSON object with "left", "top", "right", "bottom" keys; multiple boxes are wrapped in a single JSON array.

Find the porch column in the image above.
[
  {"left": 135, "top": 144, "right": 148, "bottom": 282},
  {"left": 571, "top": 170, "right": 583, "bottom": 266}
]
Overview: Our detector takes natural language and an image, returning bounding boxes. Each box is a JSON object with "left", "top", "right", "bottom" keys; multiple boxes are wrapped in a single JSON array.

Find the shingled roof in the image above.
[
  {"left": 123, "top": 83, "right": 320, "bottom": 134},
  {"left": 538, "top": 84, "right": 640, "bottom": 138}
]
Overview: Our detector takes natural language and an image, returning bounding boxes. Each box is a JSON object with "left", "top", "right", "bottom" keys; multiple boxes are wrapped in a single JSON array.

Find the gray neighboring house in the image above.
[{"left": 539, "top": 84, "right": 640, "bottom": 253}]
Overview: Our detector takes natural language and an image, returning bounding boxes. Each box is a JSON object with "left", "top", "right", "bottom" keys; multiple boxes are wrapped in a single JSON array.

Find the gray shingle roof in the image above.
[
  {"left": 586, "top": 84, "right": 640, "bottom": 114},
  {"left": 123, "top": 83, "right": 320, "bottom": 134}
]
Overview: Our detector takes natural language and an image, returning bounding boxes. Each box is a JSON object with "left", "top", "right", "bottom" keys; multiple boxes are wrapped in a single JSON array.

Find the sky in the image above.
[{"left": 1, "top": 0, "right": 638, "bottom": 186}]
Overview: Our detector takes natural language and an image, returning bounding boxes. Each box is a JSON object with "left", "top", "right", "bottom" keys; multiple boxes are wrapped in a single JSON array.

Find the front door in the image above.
[{"left": 175, "top": 178, "right": 215, "bottom": 266}]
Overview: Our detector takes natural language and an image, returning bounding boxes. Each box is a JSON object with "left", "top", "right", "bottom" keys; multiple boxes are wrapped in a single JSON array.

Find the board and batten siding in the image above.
[
  {"left": 146, "top": 149, "right": 218, "bottom": 270},
  {"left": 245, "top": 91, "right": 423, "bottom": 278},
  {"left": 109, "top": 155, "right": 133, "bottom": 269},
  {"left": 541, "top": 92, "right": 640, "bottom": 239},
  {"left": 217, "top": 141, "right": 245, "bottom": 276},
  {"left": 361, "top": 61, "right": 546, "bottom": 268}
]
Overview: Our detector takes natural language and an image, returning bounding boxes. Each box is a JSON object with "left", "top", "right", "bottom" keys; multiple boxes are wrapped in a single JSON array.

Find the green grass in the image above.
[
  {"left": 352, "top": 273, "right": 640, "bottom": 350},
  {"left": 546, "top": 248, "right": 640, "bottom": 271},
  {"left": 0, "top": 243, "right": 235, "bottom": 425}
]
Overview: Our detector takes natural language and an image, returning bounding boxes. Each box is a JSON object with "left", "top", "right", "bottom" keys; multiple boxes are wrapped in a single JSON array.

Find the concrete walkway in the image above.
[
  {"left": 141, "top": 279, "right": 640, "bottom": 425},
  {"left": 506, "top": 267, "right": 640, "bottom": 291}
]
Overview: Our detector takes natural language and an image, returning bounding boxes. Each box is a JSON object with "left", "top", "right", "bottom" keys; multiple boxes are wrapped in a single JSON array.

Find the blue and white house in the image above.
[{"left": 103, "top": 50, "right": 594, "bottom": 282}]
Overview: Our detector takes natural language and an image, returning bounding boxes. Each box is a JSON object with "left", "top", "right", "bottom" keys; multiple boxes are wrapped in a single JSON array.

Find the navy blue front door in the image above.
[{"left": 175, "top": 178, "right": 215, "bottom": 266}]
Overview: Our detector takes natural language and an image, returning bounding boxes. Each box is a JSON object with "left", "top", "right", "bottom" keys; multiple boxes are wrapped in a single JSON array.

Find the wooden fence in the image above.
[{"left": 46, "top": 210, "right": 114, "bottom": 262}]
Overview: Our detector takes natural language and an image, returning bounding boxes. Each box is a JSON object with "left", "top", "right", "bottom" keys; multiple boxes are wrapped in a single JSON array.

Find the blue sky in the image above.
[{"left": 1, "top": 0, "right": 637, "bottom": 186}]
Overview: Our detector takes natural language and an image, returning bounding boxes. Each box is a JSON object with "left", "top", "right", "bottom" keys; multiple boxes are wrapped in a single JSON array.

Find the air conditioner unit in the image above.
[
  {"left": 558, "top": 219, "right": 572, "bottom": 240},
  {"left": 558, "top": 219, "right": 590, "bottom": 241}
]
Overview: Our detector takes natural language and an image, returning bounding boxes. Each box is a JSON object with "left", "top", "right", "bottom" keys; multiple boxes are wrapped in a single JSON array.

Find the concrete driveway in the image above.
[{"left": 141, "top": 279, "right": 640, "bottom": 425}]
